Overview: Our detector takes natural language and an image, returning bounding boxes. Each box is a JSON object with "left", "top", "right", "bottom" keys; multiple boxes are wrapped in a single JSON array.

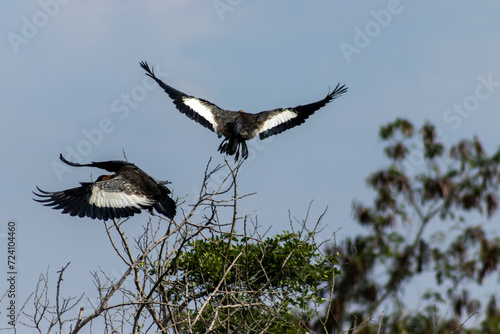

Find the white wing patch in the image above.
[
  {"left": 88, "top": 188, "right": 154, "bottom": 209},
  {"left": 258, "top": 109, "right": 298, "bottom": 134},
  {"left": 183, "top": 97, "right": 219, "bottom": 132}
]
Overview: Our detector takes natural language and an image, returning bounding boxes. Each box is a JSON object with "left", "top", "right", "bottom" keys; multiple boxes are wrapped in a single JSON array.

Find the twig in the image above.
[
  {"left": 70, "top": 218, "right": 188, "bottom": 333},
  {"left": 56, "top": 262, "right": 71, "bottom": 334},
  {"left": 450, "top": 311, "right": 479, "bottom": 333},
  {"left": 377, "top": 311, "right": 384, "bottom": 334},
  {"left": 103, "top": 219, "right": 130, "bottom": 266},
  {"left": 191, "top": 252, "right": 243, "bottom": 328},
  {"left": 74, "top": 307, "right": 84, "bottom": 330}
]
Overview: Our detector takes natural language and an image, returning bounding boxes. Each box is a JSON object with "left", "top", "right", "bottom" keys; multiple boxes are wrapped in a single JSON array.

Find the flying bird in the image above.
[
  {"left": 140, "top": 61, "right": 347, "bottom": 160},
  {"left": 34, "top": 154, "right": 176, "bottom": 220}
]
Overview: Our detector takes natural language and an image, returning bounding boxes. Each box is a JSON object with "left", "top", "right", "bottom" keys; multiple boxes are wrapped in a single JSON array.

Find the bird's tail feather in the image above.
[
  {"left": 218, "top": 137, "right": 248, "bottom": 161},
  {"left": 154, "top": 190, "right": 176, "bottom": 219}
]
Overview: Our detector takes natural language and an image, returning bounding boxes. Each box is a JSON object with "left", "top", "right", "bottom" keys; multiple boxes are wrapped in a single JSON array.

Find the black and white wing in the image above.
[
  {"left": 140, "top": 61, "right": 224, "bottom": 137},
  {"left": 59, "top": 154, "right": 133, "bottom": 173},
  {"left": 34, "top": 176, "right": 155, "bottom": 221},
  {"left": 256, "top": 83, "right": 348, "bottom": 139}
]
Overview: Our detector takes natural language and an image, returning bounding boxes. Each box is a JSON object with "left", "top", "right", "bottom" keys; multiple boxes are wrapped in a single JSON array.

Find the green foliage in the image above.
[
  {"left": 154, "top": 230, "right": 339, "bottom": 332},
  {"left": 312, "top": 119, "right": 500, "bottom": 333}
]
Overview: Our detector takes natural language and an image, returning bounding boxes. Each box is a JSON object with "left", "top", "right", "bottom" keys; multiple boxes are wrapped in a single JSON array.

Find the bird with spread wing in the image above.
[
  {"left": 34, "top": 154, "right": 176, "bottom": 220},
  {"left": 140, "top": 61, "right": 347, "bottom": 160}
]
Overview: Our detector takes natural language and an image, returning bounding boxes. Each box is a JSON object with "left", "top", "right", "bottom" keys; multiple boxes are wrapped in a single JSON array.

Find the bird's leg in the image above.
[
  {"left": 241, "top": 141, "right": 248, "bottom": 160},
  {"left": 218, "top": 138, "right": 229, "bottom": 153},
  {"left": 235, "top": 146, "right": 240, "bottom": 161}
]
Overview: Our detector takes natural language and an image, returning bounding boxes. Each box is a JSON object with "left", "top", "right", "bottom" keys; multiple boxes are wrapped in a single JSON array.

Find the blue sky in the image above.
[{"left": 1, "top": 0, "right": 500, "bottom": 330}]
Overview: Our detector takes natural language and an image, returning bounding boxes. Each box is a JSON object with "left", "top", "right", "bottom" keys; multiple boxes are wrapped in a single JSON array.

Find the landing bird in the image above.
[
  {"left": 34, "top": 154, "right": 176, "bottom": 220},
  {"left": 140, "top": 61, "right": 347, "bottom": 160}
]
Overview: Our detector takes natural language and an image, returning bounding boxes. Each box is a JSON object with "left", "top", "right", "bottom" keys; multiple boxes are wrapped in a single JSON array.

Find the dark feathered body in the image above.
[
  {"left": 140, "top": 61, "right": 347, "bottom": 160},
  {"left": 34, "top": 155, "right": 176, "bottom": 220}
]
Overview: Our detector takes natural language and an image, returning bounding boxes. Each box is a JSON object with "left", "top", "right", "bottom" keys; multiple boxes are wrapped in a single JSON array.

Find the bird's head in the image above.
[{"left": 96, "top": 174, "right": 115, "bottom": 182}]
